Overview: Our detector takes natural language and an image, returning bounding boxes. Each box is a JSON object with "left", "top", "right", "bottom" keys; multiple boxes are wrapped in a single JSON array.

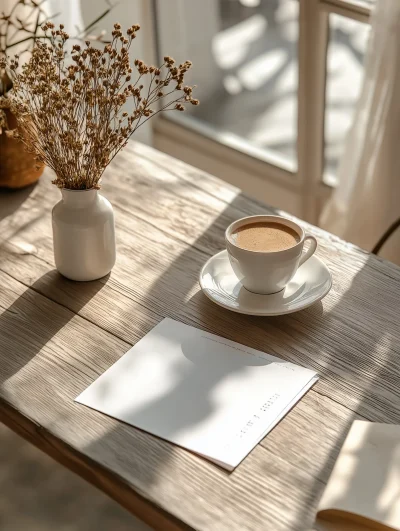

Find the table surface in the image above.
[{"left": 1, "top": 141, "right": 400, "bottom": 531}]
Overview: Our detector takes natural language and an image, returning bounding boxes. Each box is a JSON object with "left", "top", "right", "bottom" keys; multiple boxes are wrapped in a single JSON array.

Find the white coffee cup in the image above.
[{"left": 225, "top": 215, "right": 317, "bottom": 295}]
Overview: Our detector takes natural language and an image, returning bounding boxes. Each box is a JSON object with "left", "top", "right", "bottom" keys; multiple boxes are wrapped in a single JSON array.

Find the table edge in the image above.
[{"left": 0, "top": 399, "right": 193, "bottom": 531}]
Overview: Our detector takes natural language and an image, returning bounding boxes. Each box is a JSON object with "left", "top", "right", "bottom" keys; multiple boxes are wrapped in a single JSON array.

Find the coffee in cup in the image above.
[
  {"left": 231, "top": 221, "right": 300, "bottom": 252},
  {"left": 225, "top": 215, "right": 317, "bottom": 295}
]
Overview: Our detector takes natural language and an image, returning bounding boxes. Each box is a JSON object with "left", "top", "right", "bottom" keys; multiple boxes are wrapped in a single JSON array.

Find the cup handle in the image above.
[{"left": 299, "top": 235, "right": 317, "bottom": 267}]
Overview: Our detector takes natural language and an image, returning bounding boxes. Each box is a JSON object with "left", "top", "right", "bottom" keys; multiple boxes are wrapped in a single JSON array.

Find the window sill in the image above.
[{"left": 154, "top": 114, "right": 297, "bottom": 188}]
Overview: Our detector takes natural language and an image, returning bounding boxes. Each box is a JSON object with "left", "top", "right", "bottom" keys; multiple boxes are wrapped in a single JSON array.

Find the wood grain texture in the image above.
[{"left": 1, "top": 140, "right": 400, "bottom": 530}]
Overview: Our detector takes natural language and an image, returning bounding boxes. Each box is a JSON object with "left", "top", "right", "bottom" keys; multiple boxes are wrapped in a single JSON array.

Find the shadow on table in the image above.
[
  {"left": 0, "top": 181, "right": 48, "bottom": 258},
  {"left": 0, "top": 183, "right": 38, "bottom": 222},
  {"left": 0, "top": 265, "right": 145, "bottom": 529},
  {"left": 80, "top": 180, "right": 400, "bottom": 529},
  {"left": 0, "top": 270, "right": 108, "bottom": 387},
  {"left": 304, "top": 253, "right": 400, "bottom": 527}
]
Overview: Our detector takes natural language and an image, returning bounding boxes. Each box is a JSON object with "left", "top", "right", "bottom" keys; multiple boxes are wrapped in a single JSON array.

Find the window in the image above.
[
  {"left": 185, "top": 0, "right": 298, "bottom": 169},
  {"left": 154, "top": 0, "right": 374, "bottom": 222}
]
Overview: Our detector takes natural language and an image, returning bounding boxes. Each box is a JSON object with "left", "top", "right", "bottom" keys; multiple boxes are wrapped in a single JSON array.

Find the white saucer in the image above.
[{"left": 199, "top": 250, "right": 332, "bottom": 316}]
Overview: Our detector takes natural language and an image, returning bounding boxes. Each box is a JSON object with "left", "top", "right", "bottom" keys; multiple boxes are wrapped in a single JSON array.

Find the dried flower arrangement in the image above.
[
  {"left": 0, "top": 0, "right": 115, "bottom": 188},
  {"left": 1, "top": 22, "right": 199, "bottom": 190}
]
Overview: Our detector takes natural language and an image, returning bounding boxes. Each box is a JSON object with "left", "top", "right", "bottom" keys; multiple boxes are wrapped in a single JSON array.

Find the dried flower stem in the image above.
[{"left": 0, "top": 0, "right": 114, "bottom": 96}]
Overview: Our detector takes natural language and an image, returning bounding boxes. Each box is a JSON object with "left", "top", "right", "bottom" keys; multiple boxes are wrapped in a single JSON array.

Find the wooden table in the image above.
[{"left": 1, "top": 141, "right": 400, "bottom": 531}]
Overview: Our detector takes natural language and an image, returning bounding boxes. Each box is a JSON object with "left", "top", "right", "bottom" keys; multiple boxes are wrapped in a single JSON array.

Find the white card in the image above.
[{"left": 76, "top": 318, "right": 318, "bottom": 470}]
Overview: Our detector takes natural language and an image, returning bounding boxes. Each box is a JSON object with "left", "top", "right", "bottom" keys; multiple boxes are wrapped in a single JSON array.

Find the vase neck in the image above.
[{"left": 61, "top": 188, "right": 98, "bottom": 208}]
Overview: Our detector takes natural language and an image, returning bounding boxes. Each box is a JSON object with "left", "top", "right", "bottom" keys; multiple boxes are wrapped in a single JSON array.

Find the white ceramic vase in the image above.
[{"left": 52, "top": 188, "right": 116, "bottom": 281}]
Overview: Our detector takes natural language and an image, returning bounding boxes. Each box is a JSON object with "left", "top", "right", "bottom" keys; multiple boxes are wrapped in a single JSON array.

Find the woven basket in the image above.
[{"left": 0, "top": 108, "right": 44, "bottom": 189}]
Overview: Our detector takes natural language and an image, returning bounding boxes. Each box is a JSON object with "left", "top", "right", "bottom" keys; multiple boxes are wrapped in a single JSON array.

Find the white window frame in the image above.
[{"left": 152, "top": 0, "right": 372, "bottom": 223}]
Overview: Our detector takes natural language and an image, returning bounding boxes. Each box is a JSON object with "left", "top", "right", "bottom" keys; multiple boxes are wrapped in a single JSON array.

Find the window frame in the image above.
[{"left": 152, "top": 0, "right": 372, "bottom": 223}]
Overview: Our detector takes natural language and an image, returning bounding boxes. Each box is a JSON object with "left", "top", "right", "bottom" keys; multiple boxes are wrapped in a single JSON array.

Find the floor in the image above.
[{"left": 0, "top": 424, "right": 152, "bottom": 531}]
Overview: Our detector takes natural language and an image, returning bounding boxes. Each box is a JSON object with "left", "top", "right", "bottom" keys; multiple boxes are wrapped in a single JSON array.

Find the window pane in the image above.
[
  {"left": 324, "top": 14, "right": 370, "bottom": 185},
  {"left": 156, "top": 0, "right": 298, "bottom": 168}
]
